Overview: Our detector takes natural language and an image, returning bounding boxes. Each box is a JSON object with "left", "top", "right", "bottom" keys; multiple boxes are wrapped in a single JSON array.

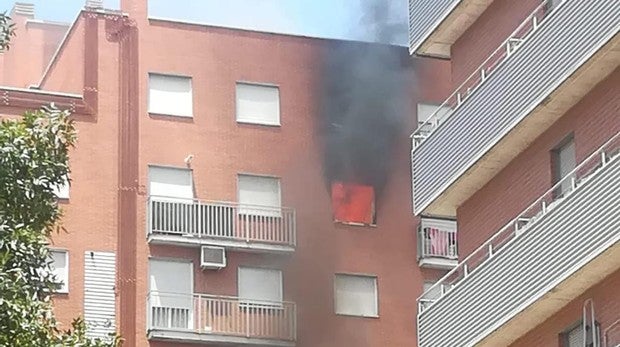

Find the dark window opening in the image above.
[
  {"left": 551, "top": 135, "right": 576, "bottom": 198},
  {"left": 331, "top": 182, "right": 376, "bottom": 226},
  {"left": 560, "top": 320, "right": 600, "bottom": 347}
]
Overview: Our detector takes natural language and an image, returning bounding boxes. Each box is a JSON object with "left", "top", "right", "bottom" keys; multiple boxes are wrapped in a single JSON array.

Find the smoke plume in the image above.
[{"left": 319, "top": 0, "right": 412, "bottom": 198}]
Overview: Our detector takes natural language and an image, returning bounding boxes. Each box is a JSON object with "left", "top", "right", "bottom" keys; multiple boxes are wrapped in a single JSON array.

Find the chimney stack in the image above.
[
  {"left": 12, "top": 3, "right": 35, "bottom": 18},
  {"left": 85, "top": 0, "right": 104, "bottom": 9}
]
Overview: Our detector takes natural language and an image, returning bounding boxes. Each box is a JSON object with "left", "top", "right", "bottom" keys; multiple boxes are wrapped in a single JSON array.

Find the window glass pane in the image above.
[
  {"left": 334, "top": 274, "right": 377, "bottom": 317},
  {"left": 238, "top": 267, "right": 282, "bottom": 303},
  {"left": 149, "top": 74, "right": 193, "bottom": 117},
  {"left": 236, "top": 83, "right": 280, "bottom": 125}
]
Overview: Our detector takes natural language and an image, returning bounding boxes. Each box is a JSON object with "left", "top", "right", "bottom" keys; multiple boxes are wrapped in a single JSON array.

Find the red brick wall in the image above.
[
  {"left": 131, "top": 19, "right": 450, "bottom": 347},
  {"left": 0, "top": 11, "right": 68, "bottom": 88},
  {"left": 510, "top": 269, "right": 620, "bottom": 347},
  {"left": 457, "top": 69, "right": 620, "bottom": 258},
  {"left": 450, "top": 0, "right": 539, "bottom": 88},
  {"left": 47, "top": 17, "right": 121, "bottom": 330}
]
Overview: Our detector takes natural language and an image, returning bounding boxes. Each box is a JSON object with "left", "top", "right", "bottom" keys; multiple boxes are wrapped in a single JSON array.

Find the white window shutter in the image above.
[
  {"left": 148, "top": 259, "right": 193, "bottom": 308},
  {"left": 238, "top": 175, "right": 281, "bottom": 216},
  {"left": 148, "top": 74, "right": 193, "bottom": 117},
  {"left": 84, "top": 251, "right": 116, "bottom": 341},
  {"left": 149, "top": 167, "right": 193, "bottom": 201},
  {"left": 236, "top": 83, "right": 280, "bottom": 125},
  {"left": 334, "top": 274, "right": 378, "bottom": 317},
  {"left": 238, "top": 267, "right": 282, "bottom": 303},
  {"left": 52, "top": 176, "right": 70, "bottom": 199},
  {"left": 49, "top": 250, "right": 68, "bottom": 293}
]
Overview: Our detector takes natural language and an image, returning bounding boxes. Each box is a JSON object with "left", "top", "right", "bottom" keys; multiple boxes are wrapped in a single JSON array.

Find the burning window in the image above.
[{"left": 331, "top": 182, "right": 376, "bottom": 225}]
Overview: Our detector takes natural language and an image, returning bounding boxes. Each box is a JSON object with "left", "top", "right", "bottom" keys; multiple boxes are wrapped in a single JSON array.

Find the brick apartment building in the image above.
[
  {"left": 409, "top": 0, "right": 619, "bottom": 346},
  {"left": 0, "top": 1, "right": 460, "bottom": 347}
]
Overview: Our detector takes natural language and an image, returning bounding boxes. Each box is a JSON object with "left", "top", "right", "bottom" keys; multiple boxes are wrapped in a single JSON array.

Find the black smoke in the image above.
[{"left": 319, "top": 0, "right": 412, "bottom": 197}]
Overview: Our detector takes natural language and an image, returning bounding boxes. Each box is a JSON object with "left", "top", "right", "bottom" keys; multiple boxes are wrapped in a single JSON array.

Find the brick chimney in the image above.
[
  {"left": 12, "top": 2, "right": 35, "bottom": 18},
  {"left": 85, "top": 0, "right": 104, "bottom": 9}
]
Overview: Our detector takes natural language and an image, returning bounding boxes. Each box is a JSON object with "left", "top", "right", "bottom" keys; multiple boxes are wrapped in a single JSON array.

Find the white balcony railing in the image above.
[
  {"left": 147, "top": 291, "right": 296, "bottom": 342},
  {"left": 147, "top": 196, "right": 296, "bottom": 248},
  {"left": 418, "top": 131, "right": 620, "bottom": 313},
  {"left": 418, "top": 218, "right": 458, "bottom": 260},
  {"left": 411, "top": 0, "right": 564, "bottom": 149}
]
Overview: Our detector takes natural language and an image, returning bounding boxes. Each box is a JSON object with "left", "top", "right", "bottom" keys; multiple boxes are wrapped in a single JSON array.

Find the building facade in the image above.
[
  {"left": 409, "top": 0, "right": 620, "bottom": 346},
  {"left": 1, "top": 1, "right": 457, "bottom": 346}
]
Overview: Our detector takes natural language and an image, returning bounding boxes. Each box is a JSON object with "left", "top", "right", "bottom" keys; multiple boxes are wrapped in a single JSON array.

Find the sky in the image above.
[{"left": 0, "top": 0, "right": 408, "bottom": 45}]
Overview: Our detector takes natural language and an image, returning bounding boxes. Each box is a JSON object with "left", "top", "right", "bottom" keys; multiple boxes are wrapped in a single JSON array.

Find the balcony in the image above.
[
  {"left": 411, "top": 0, "right": 620, "bottom": 216},
  {"left": 147, "top": 196, "right": 296, "bottom": 253},
  {"left": 408, "top": 0, "right": 494, "bottom": 57},
  {"left": 417, "top": 217, "right": 458, "bottom": 269},
  {"left": 147, "top": 292, "right": 296, "bottom": 346},
  {"left": 416, "top": 132, "right": 620, "bottom": 347}
]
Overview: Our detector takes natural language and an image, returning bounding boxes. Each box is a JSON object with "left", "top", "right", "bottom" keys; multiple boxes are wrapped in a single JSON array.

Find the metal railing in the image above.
[
  {"left": 418, "top": 223, "right": 458, "bottom": 260},
  {"left": 147, "top": 196, "right": 296, "bottom": 247},
  {"left": 147, "top": 291, "right": 296, "bottom": 342},
  {"left": 411, "top": 0, "right": 565, "bottom": 149},
  {"left": 604, "top": 319, "right": 620, "bottom": 347},
  {"left": 418, "top": 131, "right": 620, "bottom": 313}
]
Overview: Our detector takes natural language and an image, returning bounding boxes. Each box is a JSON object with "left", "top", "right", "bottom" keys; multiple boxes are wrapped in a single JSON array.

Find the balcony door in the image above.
[
  {"left": 149, "top": 166, "right": 194, "bottom": 235},
  {"left": 149, "top": 259, "right": 193, "bottom": 330}
]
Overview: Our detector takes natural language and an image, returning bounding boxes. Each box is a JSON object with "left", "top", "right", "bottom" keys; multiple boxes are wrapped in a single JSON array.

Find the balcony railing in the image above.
[
  {"left": 147, "top": 196, "right": 296, "bottom": 249},
  {"left": 604, "top": 319, "right": 620, "bottom": 347},
  {"left": 411, "top": 0, "right": 562, "bottom": 149},
  {"left": 418, "top": 131, "right": 620, "bottom": 313},
  {"left": 147, "top": 291, "right": 296, "bottom": 343},
  {"left": 418, "top": 218, "right": 458, "bottom": 268}
]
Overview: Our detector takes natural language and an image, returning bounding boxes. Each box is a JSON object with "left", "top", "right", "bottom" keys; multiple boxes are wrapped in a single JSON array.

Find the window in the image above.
[
  {"left": 560, "top": 321, "right": 600, "bottom": 347},
  {"left": 148, "top": 166, "right": 193, "bottom": 200},
  {"left": 238, "top": 174, "right": 281, "bottom": 216},
  {"left": 238, "top": 267, "right": 282, "bottom": 304},
  {"left": 49, "top": 250, "right": 68, "bottom": 293},
  {"left": 52, "top": 176, "right": 70, "bottom": 199},
  {"left": 552, "top": 136, "right": 576, "bottom": 197},
  {"left": 148, "top": 73, "right": 193, "bottom": 117},
  {"left": 331, "top": 182, "right": 375, "bottom": 225},
  {"left": 236, "top": 83, "right": 280, "bottom": 126},
  {"left": 148, "top": 259, "right": 193, "bottom": 329},
  {"left": 416, "top": 103, "right": 452, "bottom": 131},
  {"left": 334, "top": 274, "right": 378, "bottom": 317}
]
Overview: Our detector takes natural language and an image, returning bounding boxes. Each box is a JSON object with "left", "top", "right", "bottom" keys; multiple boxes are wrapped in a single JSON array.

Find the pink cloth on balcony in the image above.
[{"left": 429, "top": 228, "right": 448, "bottom": 256}]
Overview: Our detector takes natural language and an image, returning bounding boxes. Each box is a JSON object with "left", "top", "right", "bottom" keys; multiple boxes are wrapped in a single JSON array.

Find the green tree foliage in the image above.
[
  {"left": 0, "top": 12, "right": 16, "bottom": 51},
  {"left": 0, "top": 106, "right": 121, "bottom": 346}
]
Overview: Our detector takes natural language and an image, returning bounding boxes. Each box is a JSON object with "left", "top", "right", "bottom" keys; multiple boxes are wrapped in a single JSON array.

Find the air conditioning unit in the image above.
[{"left": 200, "top": 246, "right": 226, "bottom": 270}]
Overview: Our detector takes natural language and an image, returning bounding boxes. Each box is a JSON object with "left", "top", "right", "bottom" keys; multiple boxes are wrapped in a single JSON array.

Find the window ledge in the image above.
[
  {"left": 334, "top": 221, "right": 377, "bottom": 228},
  {"left": 149, "top": 112, "right": 194, "bottom": 119},
  {"left": 335, "top": 313, "right": 379, "bottom": 319},
  {"left": 236, "top": 120, "right": 281, "bottom": 127}
]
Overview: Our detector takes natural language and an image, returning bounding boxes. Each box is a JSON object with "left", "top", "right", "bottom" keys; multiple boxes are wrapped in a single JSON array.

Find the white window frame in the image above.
[
  {"left": 235, "top": 82, "right": 281, "bottom": 126},
  {"left": 237, "top": 266, "right": 283, "bottom": 307},
  {"left": 334, "top": 273, "right": 379, "bottom": 318},
  {"left": 237, "top": 174, "right": 282, "bottom": 217},
  {"left": 52, "top": 175, "right": 70, "bottom": 200},
  {"left": 148, "top": 73, "right": 193, "bottom": 118},
  {"left": 417, "top": 102, "right": 452, "bottom": 129},
  {"left": 49, "top": 249, "right": 69, "bottom": 293}
]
